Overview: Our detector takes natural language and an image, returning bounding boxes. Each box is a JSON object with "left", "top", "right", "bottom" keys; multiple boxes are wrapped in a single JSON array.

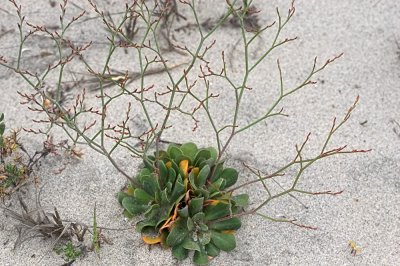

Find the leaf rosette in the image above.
[{"left": 118, "top": 142, "right": 249, "bottom": 265}]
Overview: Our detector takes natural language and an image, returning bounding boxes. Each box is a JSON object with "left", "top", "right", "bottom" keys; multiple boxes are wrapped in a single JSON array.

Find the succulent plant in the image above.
[{"left": 118, "top": 142, "right": 249, "bottom": 265}]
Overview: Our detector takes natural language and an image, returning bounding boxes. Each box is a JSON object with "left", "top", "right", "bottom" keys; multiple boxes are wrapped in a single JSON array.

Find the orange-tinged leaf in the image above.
[
  {"left": 204, "top": 199, "right": 229, "bottom": 206},
  {"left": 159, "top": 216, "right": 173, "bottom": 232},
  {"left": 123, "top": 186, "right": 135, "bottom": 196},
  {"left": 165, "top": 161, "right": 172, "bottom": 169},
  {"left": 179, "top": 160, "right": 189, "bottom": 177},
  {"left": 172, "top": 203, "right": 180, "bottom": 220},
  {"left": 142, "top": 234, "right": 162, "bottom": 244},
  {"left": 179, "top": 160, "right": 190, "bottom": 191},
  {"left": 222, "top": 230, "right": 236, "bottom": 235},
  {"left": 159, "top": 203, "right": 180, "bottom": 232}
]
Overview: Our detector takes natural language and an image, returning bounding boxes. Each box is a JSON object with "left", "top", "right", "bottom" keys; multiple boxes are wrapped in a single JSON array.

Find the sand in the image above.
[{"left": 0, "top": 0, "right": 399, "bottom": 265}]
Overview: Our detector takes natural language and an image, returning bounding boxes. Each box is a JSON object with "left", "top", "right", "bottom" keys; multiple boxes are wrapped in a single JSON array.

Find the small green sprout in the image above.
[
  {"left": 54, "top": 241, "right": 82, "bottom": 262},
  {"left": 92, "top": 203, "right": 100, "bottom": 256}
]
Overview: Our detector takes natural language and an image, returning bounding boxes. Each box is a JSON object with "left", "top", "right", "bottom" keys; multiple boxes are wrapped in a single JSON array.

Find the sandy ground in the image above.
[{"left": 0, "top": 0, "right": 399, "bottom": 265}]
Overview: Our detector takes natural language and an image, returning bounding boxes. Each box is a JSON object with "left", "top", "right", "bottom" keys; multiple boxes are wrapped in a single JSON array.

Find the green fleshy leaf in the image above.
[
  {"left": 166, "top": 218, "right": 189, "bottom": 247},
  {"left": 137, "top": 173, "right": 148, "bottom": 184},
  {"left": 117, "top": 192, "right": 128, "bottom": 205},
  {"left": 168, "top": 168, "right": 177, "bottom": 185},
  {"left": 136, "top": 205, "right": 160, "bottom": 232},
  {"left": 136, "top": 219, "right": 157, "bottom": 232},
  {"left": 172, "top": 243, "right": 189, "bottom": 260},
  {"left": 175, "top": 154, "right": 191, "bottom": 165},
  {"left": 155, "top": 150, "right": 168, "bottom": 160},
  {"left": 209, "top": 191, "right": 222, "bottom": 198},
  {"left": 204, "top": 202, "right": 231, "bottom": 221},
  {"left": 205, "top": 242, "right": 220, "bottom": 257},
  {"left": 160, "top": 188, "right": 170, "bottom": 206},
  {"left": 170, "top": 160, "right": 181, "bottom": 177},
  {"left": 188, "top": 171, "right": 198, "bottom": 190},
  {"left": 182, "top": 238, "right": 200, "bottom": 251},
  {"left": 192, "top": 212, "right": 205, "bottom": 224},
  {"left": 208, "top": 178, "right": 224, "bottom": 194},
  {"left": 187, "top": 217, "right": 194, "bottom": 231},
  {"left": 181, "top": 142, "right": 198, "bottom": 161},
  {"left": 188, "top": 197, "right": 204, "bottom": 216},
  {"left": 138, "top": 168, "right": 152, "bottom": 179},
  {"left": 156, "top": 190, "right": 173, "bottom": 228},
  {"left": 141, "top": 174, "right": 159, "bottom": 197},
  {"left": 199, "top": 223, "right": 208, "bottom": 232},
  {"left": 168, "top": 146, "right": 183, "bottom": 160},
  {"left": 209, "top": 218, "right": 241, "bottom": 231},
  {"left": 133, "top": 188, "right": 153, "bottom": 203},
  {"left": 176, "top": 174, "right": 183, "bottom": 184},
  {"left": 194, "top": 149, "right": 211, "bottom": 165},
  {"left": 160, "top": 230, "right": 169, "bottom": 247},
  {"left": 193, "top": 250, "right": 209, "bottom": 266},
  {"left": 167, "top": 143, "right": 179, "bottom": 154},
  {"left": 199, "top": 231, "right": 211, "bottom": 245},
  {"left": 199, "top": 158, "right": 215, "bottom": 169},
  {"left": 0, "top": 113, "right": 4, "bottom": 122},
  {"left": 121, "top": 197, "right": 148, "bottom": 216},
  {"left": 206, "top": 147, "right": 218, "bottom": 162},
  {"left": 170, "top": 179, "right": 185, "bottom": 203},
  {"left": 178, "top": 205, "right": 189, "bottom": 218},
  {"left": 196, "top": 165, "right": 210, "bottom": 188},
  {"left": 210, "top": 163, "right": 224, "bottom": 182},
  {"left": 143, "top": 204, "right": 159, "bottom": 218},
  {"left": 211, "top": 230, "right": 236, "bottom": 251},
  {"left": 232, "top": 194, "right": 249, "bottom": 207},
  {"left": 154, "top": 190, "right": 161, "bottom": 203},
  {"left": 122, "top": 209, "right": 134, "bottom": 219},
  {"left": 195, "top": 158, "right": 206, "bottom": 168},
  {"left": 220, "top": 168, "right": 238, "bottom": 189},
  {"left": 194, "top": 188, "right": 210, "bottom": 199},
  {"left": 157, "top": 160, "right": 168, "bottom": 188},
  {"left": 231, "top": 205, "right": 240, "bottom": 215},
  {"left": 166, "top": 182, "right": 172, "bottom": 194}
]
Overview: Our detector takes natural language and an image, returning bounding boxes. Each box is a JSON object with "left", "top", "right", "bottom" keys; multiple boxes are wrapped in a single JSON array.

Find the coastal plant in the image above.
[
  {"left": 0, "top": 0, "right": 369, "bottom": 265},
  {"left": 0, "top": 112, "right": 78, "bottom": 197},
  {"left": 0, "top": 113, "right": 28, "bottom": 196},
  {"left": 54, "top": 241, "right": 83, "bottom": 263},
  {"left": 118, "top": 142, "right": 247, "bottom": 263}
]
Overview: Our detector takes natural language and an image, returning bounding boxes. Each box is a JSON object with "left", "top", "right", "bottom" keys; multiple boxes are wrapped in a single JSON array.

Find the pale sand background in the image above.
[{"left": 0, "top": 0, "right": 399, "bottom": 265}]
